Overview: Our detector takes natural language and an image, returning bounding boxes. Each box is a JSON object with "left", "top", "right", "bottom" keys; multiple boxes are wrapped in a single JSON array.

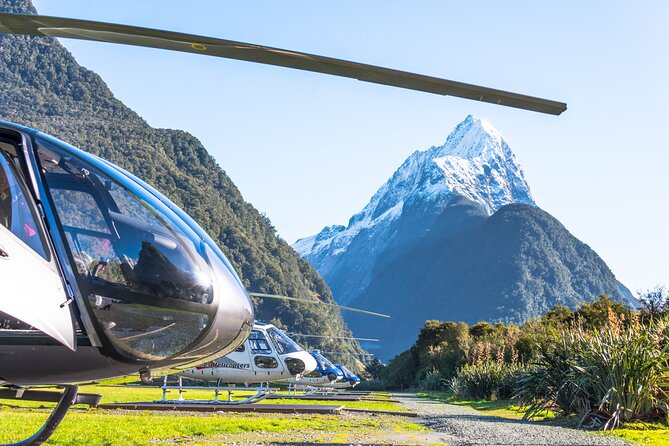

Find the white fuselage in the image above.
[
  {"left": 178, "top": 323, "right": 317, "bottom": 385},
  {"left": 283, "top": 374, "right": 336, "bottom": 386},
  {"left": 327, "top": 380, "right": 357, "bottom": 389}
]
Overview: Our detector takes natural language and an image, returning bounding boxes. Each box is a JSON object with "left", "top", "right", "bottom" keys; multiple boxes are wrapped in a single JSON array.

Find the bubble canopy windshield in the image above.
[
  {"left": 312, "top": 352, "right": 339, "bottom": 374},
  {"left": 34, "top": 135, "right": 253, "bottom": 362}
]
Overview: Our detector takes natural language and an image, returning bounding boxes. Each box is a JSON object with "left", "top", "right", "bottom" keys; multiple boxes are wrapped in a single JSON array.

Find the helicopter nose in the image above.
[
  {"left": 166, "top": 245, "right": 253, "bottom": 368},
  {"left": 301, "top": 352, "right": 318, "bottom": 375},
  {"left": 285, "top": 351, "right": 317, "bottom": 376},
  {"left": 205, "top": 247, "right": 255, "bottom": 353},
  {"left": 284, "top": 357, "right": 306, "bottom": 375}
]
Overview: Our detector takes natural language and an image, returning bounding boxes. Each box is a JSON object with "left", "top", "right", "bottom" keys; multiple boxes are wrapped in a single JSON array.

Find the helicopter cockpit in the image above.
[
  {"left": 36, "top": 139, "right": 219, "bottom": 361},
  {"left": 0, "top": 123, "right": 254, "bottom": 384},
  {"left": 266, "top": 326, "right": 303, "bottom": 355},
  {"left": 309, "top": 352, "right": 344, "bottom": 382}
]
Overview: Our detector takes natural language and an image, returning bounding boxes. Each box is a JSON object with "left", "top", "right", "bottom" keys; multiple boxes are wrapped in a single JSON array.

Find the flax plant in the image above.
[{"left": 516, "top": 313, "right": 669, "bottom": 429}]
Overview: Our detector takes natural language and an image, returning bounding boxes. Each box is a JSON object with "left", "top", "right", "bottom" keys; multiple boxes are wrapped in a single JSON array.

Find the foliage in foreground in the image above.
[
  {"left": 449, "top": 360, "right": 523, "bottom": 400},
  {"left": 382, "top": 295, "right": 633, "bottom": 390},
  {"left": 516, "top": 315, "right": 669, "bottom": 429},
  {"left": 382, "top": 291, "right": 669, "bottom": 429}
]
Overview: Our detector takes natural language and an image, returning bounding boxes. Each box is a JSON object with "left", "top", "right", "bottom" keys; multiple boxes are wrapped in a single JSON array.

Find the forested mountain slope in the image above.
[{"left": 0, "top": 0, "right": 366, "bottom": 367}]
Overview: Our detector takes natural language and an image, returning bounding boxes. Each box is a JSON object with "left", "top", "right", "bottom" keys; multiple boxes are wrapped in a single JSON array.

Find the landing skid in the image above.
[
  {"left": 157, "top": 376, "right": 275, "bottom": 405},
  {"left": 0, "top": 386, "right": 102, "bottom": 446},
  {"left": 286, "top": 384, "right": 335, "bottom": 396}
]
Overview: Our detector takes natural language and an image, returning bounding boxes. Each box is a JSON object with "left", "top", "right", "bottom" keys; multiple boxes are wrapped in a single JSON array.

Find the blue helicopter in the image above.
[{"left": 334, "top": 364, "right": 361, "bottom": 388}]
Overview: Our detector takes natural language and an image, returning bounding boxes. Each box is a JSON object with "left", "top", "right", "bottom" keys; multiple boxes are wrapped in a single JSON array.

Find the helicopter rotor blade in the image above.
[
  {"left": 320, "top": 352, "right": 377, "bottom": 357},
  {"left": 0, "top": 13, "right": 566, "bottom": 115},
  {"left": 249, "top": 292, "right": 390, "bottom": 318},
  {"left": 287, "top": 333, "right": 380, "bottom": 342}
]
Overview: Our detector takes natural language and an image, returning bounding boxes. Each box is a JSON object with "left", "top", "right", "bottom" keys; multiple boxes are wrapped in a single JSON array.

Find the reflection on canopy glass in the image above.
[
  {"left": 312, "top": 352, "right": 336, "bottom": 371},
  {"left": 0, "top": 149, "right": 48, "bottom": 259},
  {"left": 36, "top": 139, "right": 217, "bottom": 361},
  {"left": 267, "top": 327, "right": 302, "bottom": 355},
  {"left": 338, "top": 364, "right": 355, "bottom": 378}
]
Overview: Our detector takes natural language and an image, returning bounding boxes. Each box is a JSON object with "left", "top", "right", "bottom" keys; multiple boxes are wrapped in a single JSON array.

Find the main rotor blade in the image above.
[
  {"left": 288, "top": 333, "right": 380, "bottom": 342},
  {"left": 320, "top": 352, "right": 376, "bottom": 356},
  {"left": 0, "top": 13, "right": 566, "bottom": 115},
  {"left": 249, "top": 292, "right": 390, "bottom": 318}
]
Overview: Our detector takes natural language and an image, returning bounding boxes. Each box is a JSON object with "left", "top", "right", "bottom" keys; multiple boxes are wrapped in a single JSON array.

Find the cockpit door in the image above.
[
  {"left": 0, "top": 144, "right": 75, "bottom": 351},
  {"left": 0, "top": 225, "right": 75, "bottom": 350}
]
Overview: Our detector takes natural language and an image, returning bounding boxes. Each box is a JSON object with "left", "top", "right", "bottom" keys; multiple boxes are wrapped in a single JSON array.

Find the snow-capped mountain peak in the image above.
[
  {"left": 294, "top": 115, "right": 534, "bottom": 263},
  {"left": 436, "top": 114, "right": 506, "bottom": 160}
]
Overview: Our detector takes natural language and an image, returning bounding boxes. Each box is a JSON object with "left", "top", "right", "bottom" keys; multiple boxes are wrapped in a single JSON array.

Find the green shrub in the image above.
[
  {"left": 449, "top": 360, "right": 522, "bottom": 400},
  {"left": 356, "top": 379, "right": 388, "bottom": 391},
  {"left": 417, "top": 369, "right": 447, "bottom": 391},
  {"left": 516, "top": 316, "right": 669, "bottom": 429}
]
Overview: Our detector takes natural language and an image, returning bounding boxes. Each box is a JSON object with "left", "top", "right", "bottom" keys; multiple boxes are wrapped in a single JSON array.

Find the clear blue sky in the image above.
[{"left": 32, "top": 1, "right": 669, "bottom": 294}]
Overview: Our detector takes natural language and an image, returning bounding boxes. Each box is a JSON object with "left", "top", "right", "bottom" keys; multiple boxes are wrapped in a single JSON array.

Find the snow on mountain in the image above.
[{"left": 294, "top": 115, "right": 534, "bottom": 261}]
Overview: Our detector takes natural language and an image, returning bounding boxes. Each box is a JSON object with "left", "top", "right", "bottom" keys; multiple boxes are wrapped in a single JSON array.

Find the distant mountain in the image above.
[
  {"left": 294, "top": 115, "right": 635, "bottom": 360},
  {"left": 346, "top": 198, "right": 635, "bottom": 358},
  {"left": 0, "top": 0, "right": 366, "bottom": 368},
  {"left": 294, "top": 115, "right": 536, "bottom": 306}
]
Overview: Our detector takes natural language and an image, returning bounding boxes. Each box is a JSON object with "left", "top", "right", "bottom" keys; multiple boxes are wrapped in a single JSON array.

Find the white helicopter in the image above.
[
  {"left": 164, "top": 323, "right": 372, "bottom": 403},
  {"left": 0, "top": 11, "right": 565, "bottom": 444},
  {"left": 163, "top": 321, "right": 318, "bottom": 403},
  {"left": 178, "top": 321, "right": 317, "bottom": 386}
]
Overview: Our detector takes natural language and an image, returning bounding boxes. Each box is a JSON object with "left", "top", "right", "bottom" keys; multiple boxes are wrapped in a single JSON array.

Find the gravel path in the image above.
[{"left": 395, "top": 393, "right": 631, "bottom": 446}]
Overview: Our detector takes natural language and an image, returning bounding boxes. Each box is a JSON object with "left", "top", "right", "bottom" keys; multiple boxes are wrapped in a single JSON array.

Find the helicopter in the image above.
[
  {"left": 283, "top": 351, "right": 344, "bottom": 387},
  {"left": 0, "top": 11, "right": 565, "bottom": 445},
  {"left": 331, "top": 364, "right": 361, "bottom": 389},
  {"left": 162, "top": 322, "right": 373, "bottom": 403},
  {"left": 176, "top": 321, "right": 317, "bottom": 386}
]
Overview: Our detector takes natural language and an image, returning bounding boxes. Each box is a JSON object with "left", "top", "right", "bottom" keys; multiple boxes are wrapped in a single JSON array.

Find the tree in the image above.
[{"left": 639, "top": 286, "right": 668, "bottom": 318}]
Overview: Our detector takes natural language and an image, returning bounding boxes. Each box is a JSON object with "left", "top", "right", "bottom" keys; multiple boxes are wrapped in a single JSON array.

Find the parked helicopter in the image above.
[
  {"left": 0, "top": 11, "right": 565, "bottom": 445},
  {"left": 284, "top": 351, "right": 344, "bottom": 387},
  {"left": 177, "top": 321, "right": 317, "bottom": 386},
  {"left": 331, "top": 364, "right": 361, "bottom": 389}
]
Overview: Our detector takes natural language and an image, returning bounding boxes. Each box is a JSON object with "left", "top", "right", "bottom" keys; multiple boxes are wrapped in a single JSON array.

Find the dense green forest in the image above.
[{"left": 0, "top": 0, "right": 367, "bottom": 369}]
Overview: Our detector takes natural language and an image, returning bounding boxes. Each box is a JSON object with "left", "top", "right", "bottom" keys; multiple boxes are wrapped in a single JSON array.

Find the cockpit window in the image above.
[
  {"left": 248, "top": 330, "right": 272, "bottom": 355},
  {"left": 312, "top": 352, "right": 336, "bottom": 371},
  {"left": 0, "top": 149, "right": 49, "bottom": 260},
  {"left": 267, "top": 327, "right": 302, "bottom": 355},
  {"left": 338, "top": 365, "right": 354, "bottom": 378},
  {"left": 36, "top": 139, "right": 217, "bottom": 361}
]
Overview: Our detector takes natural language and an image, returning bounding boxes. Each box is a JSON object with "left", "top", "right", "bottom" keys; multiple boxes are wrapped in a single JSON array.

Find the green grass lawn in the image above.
[
  {"left": 0, "top": 408, "right": 424, "bottom": 446},
  {"left": 0, "top": 385, "right": 419, "bottom": 445},
  {"left": 418, "top": 391, "right": 554, "bottom": 421},
  {"left": 1, "top": 383, "right": 406, "bottom": 412},
  {"left": 595, "top": 422, "right": 669, "bottom": 446}
]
